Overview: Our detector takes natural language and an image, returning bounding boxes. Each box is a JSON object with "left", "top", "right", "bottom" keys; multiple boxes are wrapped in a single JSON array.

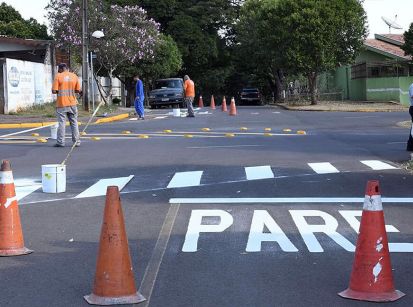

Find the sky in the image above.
[{"left": 3, "top": 0, "right": 413, "bottom": 38}]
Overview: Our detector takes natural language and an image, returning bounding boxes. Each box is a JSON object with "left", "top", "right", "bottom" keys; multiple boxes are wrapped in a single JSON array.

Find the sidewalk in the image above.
[{"left": 276, "top": 101, "right": 408, "bottom": 112}]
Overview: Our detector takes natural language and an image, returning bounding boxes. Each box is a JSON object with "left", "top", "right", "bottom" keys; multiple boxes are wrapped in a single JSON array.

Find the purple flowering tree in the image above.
[{"left": 47, "top": 0, "right": 160, "bottom": 102}]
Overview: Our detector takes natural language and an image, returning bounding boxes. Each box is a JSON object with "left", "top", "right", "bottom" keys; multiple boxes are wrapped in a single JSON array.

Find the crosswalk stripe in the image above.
[
  {"left": 361, "top": 160, "right": 397, "bottom": 170},
  {"left": 245, "top": 166, "right": 274, "bottom": 180},
  {"left": 75, "top": 175, "right": 134, "bottom": 198},
  {"left": 308, "top": 162, "right": 340, "bottom": 174},
  {"left": 15, "top": 185, "right": 41, "bottom": 201},
  {"left": 167, "top": 171, "right": 203, "bottom": 188}
]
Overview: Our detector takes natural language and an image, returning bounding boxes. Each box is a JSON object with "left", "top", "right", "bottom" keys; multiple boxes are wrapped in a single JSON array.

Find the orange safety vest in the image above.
[
  {"left": 184, "top": 79, "right": 195, "bottom": 97},
  {"left": 52, "top": 71, "right": 81, "bottom": 108}
]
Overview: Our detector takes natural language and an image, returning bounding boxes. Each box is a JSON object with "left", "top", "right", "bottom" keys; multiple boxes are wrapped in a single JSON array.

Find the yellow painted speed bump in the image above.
[
  {"left": 122, "top": 130, "right": 131, "bottom": 134},
  {"left": 225, "top": 133, "right": 235, "bottom": 137},
  {"left": 264, "top": 128, "right": 272, "bottom": 132},
  {"left": 163, "top": 130, "right": 172, "bottom": 133},
  {"left": 264, "top": 133, "right": 272, "bottom": 136},
  {"left": 80, "top": 132, "right": 87, "bottom": 136},
  {"left": 240, "top": 127, "right": 248, "bottom": 131},
  {"left": 297, "top": 130, "right": 306, "bottom": 135},
  {"left": 283, "top": 129, "right": 292, "bottom": 132},
  {"left": 91, "top": 137, "right": 101, "bottom": 141},
  {"left": 36, "top": 138, "right": 48, "bottom": 143},
  {"left": 184, "top": 134, "right": 193, "bottom": 138},
  {"left": 201, "top": 128, "right": 211, "bottom": 132},
  {"left": 31, "top": 133, "right": 40, "bottom": 137},
  {"left": 138, "top": 134, "right": 149, "bottom": 139}
]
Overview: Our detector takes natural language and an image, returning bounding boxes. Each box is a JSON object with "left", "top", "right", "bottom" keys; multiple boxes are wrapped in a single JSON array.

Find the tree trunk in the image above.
[
  {"left": 105, "top": 70, "right": 114, "bottom": 104},
  {"left": 124, "top": 77, "right": 135, "bottom": 108},
  {"left": 308, "top": 72, "right": 318, "bottom": 105}
]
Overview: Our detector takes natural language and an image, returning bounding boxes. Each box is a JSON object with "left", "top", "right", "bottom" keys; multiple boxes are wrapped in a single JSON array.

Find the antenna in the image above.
[{"left": 381, "top": 15, "right": 403, "bottom": 33}]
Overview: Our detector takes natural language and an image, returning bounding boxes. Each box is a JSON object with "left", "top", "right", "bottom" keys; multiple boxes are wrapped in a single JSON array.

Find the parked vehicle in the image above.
[
  {"left": 148, "top": 78, "right": 184, "bottom": 108},
  {"left": 240, "top": 88, "right": 262, "bottom": 105}
]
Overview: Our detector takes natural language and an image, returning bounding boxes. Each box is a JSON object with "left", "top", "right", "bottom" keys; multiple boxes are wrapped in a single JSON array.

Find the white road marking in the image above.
[
  {"left": 187, "top": 145, "right": 263, "bottom": 149},
  {"left": 75, "top": 175, "right": 134, "bottom": 198},
  {"left": 308, "top": 162, "right": 339, "bottom": 174},
  {"left": 15, "top": 185, "right": 41, "bottom": 201},
  {"left": 361, "top": 160, "right": 397, "bottom": 170},
  {"left": 169, "top": 197, "right": 413, "bottom": 204},
  {"left": 167, "top": 171, "right": 203, "bottom": 188},
  {"left": 129, "top": 118, "right": 138, "bottom": 121},
  {"left": 154, "top": 116, "right": 167, "bottom": 119},
  {"left": 0, "top": 123, "right": 55, "bottom": 138},
  {"left": 245, "top": 166, "right": 274, "bottom": 180}
]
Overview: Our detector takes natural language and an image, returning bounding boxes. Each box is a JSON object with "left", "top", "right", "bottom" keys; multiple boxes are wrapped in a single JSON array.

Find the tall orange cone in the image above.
[
  {"left": 221, "top": 96, "right": 227, "bottom": 112},
  {"left": 84, "top": 186, "right": 145, "bottom": 305},
  {"left": 229, "top": 97, "right": 237, "bottom": 116},
  {"left": 0, "top": 160, "right": 32, "bottom": 256},
  {"left": 338, "top": 180, "right": 405, "bottom": 302},
  {"left": 198, "top": 95, "right": 204, "bottom": 108},
  {"left": 210, "top": 95, "right": 216, "bottom": 110}
]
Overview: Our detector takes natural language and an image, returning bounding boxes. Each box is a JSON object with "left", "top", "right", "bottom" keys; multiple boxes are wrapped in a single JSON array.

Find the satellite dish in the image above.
[{"left": 381, "top": 15, "right": 403, "bottom": 33}]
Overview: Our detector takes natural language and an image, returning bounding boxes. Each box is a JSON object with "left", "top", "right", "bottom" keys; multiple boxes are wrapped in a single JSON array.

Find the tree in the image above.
[
  {"left": 272, "top": 0, "right": 367, "bottom": 104},
  {"left": 47, "top": 0, "right": 160, "bottom": 102},
  {"left": 402, "top": 23, "right": 413, "bottom": 57},
  {"left": 0, "top": 3, "right": 50, "bottom": 40}
]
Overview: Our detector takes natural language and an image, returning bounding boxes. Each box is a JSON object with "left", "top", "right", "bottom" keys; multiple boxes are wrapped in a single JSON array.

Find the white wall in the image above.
[{"left": 4, "top": 58, "right": 53, "bottom": 114}]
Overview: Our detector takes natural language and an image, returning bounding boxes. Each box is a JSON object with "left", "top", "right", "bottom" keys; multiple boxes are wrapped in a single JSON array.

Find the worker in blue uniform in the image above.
[{"left": 134, "top": 75, "right": 145, "bottom": 119}]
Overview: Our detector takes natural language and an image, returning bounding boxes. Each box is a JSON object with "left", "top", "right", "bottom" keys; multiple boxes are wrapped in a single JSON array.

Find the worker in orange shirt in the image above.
[
  {"left": 183, "top": 75, "right": 195, "bottom": 117},
  {"left": 52, "top": 63, "right": 81, "bottom": 147}
]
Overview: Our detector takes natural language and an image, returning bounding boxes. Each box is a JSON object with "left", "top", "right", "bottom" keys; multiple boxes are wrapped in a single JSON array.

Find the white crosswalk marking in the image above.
[
  {"left": 14, "top": 180, "right": 41, "bottom": 201},
  {"left": 308, "top": 162, "right": 340, "bottom": 174},
  {"left": 245, "top": 166, "right": 274, "bottom": 180},
  {"left": 75, "top": 175, "right": 134, "bottom": 198},
  {"left": 167, "top": 171, "right": 203, "bottom": 188},
  {"left": 361, "top": 160, "right": 397, "bottom": 170}
]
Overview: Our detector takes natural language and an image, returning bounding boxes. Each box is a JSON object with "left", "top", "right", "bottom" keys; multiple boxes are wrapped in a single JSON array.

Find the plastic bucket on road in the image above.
[
  {"left": 41, "top": 164, "right": 66, "bottom": 193},
  {"left": 173, "top": 108, "right": 181, "bottom": 117},
  {"left": 50, "top": 124, "right": 58, "bottom": 140}
]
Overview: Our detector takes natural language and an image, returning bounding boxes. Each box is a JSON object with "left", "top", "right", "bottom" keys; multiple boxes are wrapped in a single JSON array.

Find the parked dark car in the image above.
[
  {"left": 240, "top": 88, "right": 262, "bottom": 105},
  {"left": 148, "top": 78, "right": 184, "bottom": 109}
]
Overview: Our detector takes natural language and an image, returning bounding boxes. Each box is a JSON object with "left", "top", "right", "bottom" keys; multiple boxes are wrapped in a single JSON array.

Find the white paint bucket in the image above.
[
  {"left": 173, "top": 108, "right": 181, "bottom": 117},
  {"left": 50, "top": 124, "right": 58, "bottom": 140},
  {"left": 41, "top": 164, "right": 66, "bottom": 193}
]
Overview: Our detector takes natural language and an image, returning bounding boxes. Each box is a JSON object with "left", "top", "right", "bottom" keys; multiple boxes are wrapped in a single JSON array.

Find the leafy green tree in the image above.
[
  {"left": 402, "top": 23, "right": 413, "bottom": 57},
  {"left": 272, "top": 0, "right": 367, "bottom": 104},
  {"left": 0, "top": 2, "right": 50, "bottom": 39}
]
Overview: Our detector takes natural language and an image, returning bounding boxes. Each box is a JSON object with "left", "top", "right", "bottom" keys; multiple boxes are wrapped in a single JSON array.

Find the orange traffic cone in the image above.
[
  {"left": 198, "top": 95, "right": 204, "bottom": 108},
  {"left": 0, "top": 160, "right": 32, "bottom": 256},
  {"left": 221, "top": 96, "right": 227, "bottom": 112},
  {"left": 229, "top": 97, "right": 237, "bottom": 116},
  {"left": 338, "top": 180, "right": 405, "bottom": 302},
  {"left": 84, "top": 186, "right": 145, "bottom": 305},
  {"left": 210, "top": 95, "right": 216, "bottom": 110}
]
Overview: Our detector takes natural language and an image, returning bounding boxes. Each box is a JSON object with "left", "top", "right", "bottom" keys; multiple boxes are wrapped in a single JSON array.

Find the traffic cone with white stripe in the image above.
[
  {"left": 229, "top": 97, "right": 237, "bottom": 116},
  {"left": 84, "top": 186, "right": 145, "bottom": 305},
  {"left": 221, "top": 96, "right": 227, "bottom": 112},
  {"left": 338, "top": 180, "right": 405, "bottom": 302},
  {"left": 198, "top": 95, "right": 204, "bottom": 108},
  {"left": 210, "top": 95, "right": 216, "bottom": 110},
  {"left": 0, "top": 160, "right": 33, "bottom": 256}
]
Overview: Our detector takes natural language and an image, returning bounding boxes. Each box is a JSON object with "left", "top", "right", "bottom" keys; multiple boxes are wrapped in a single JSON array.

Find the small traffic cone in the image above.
[
  {"left": 210, "top": 95, "right": 216, "bottom": 110},
  {"left": 229, "top": 97, "right": 237, "bottom": 116},
  {"left": 84, "top": 186, "right": 145, "bottom": 305},
  {"left": 338, "top": 180, "right": 405, "bottom": 302},
  {"left": 0, "top": 160, "right": 33, "bottom": 256},
  {"left": 198, "top": 95, "right": 204, "bottom": 108},
  {"left": 221, "top": 96, "right": 227, "bottom": 112}
]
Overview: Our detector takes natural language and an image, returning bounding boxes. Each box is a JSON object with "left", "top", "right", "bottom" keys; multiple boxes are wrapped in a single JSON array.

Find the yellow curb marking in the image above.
[
  {"left": 225, "top": 133, "right": 235, "bottom": 137},
  {"left": 31, "top": 133, "right": 40, "bottom": 137},
  {"left": 138, "top": 134, "right": 149, "bottom": 139},
  {"left": 283, "top": 129, "right": 292, "bottom": 132},
  {"left": 91, "top": 137, "right": 101, "bottom": 141},
  {"left": 36, "top": 138, "right": 48, "bottom": 143},
  {"left": 297, "top": 130, "right": 306, "bottom": 135},
  {"left": 163, "top": 130, "right": 172, "bottom": 133},
  {"left": 240, "top": 127, "right": 248, "bottom": 131},
  {"left": 201, "top": 128, "right": 211, "bottom": 131},
  {"left": 264, "top": 128, "right": 272, "bottom": 131},
  {"left": 184, "top": 134, "right": 194, "bottom": 138},
  {"left": 122, "top": 130, "right": 131, "bottom": 134}
]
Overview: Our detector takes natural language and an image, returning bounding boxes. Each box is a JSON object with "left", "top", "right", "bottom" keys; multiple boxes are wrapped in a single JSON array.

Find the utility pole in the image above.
[{"left": 81, "top": 0, "right": 89, "bottom": 111}]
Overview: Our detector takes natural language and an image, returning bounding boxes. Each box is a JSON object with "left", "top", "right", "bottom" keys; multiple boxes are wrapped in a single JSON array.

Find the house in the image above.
[{"left": 319, "top": 34, "right": 413, "bottom": 105}]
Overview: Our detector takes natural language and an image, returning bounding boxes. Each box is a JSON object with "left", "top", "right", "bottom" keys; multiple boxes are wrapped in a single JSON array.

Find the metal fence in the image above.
[{"left": 351, "top": 60, "right": 413, "bottom": 79}]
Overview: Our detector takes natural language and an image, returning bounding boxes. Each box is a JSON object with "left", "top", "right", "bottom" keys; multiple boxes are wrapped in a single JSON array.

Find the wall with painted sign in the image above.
[{"left": 1, "top": 58, "right": 53, "bottom": 114}]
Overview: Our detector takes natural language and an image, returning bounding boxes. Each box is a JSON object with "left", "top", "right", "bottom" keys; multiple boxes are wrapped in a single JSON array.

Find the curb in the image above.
[
  {"left": 0, "top": 113, "right": 130, "bottom": 129},
  {"left": 94, "top": 113, "right": 129, "bottom": 124}
]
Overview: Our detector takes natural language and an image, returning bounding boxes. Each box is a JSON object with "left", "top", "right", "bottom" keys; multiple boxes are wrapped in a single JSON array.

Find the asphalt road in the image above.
[{"left": 0, "top": 106, "right": 412, "bottom": 307}]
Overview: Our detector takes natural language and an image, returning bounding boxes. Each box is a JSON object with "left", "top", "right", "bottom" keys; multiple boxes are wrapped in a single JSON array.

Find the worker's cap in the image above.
[{"left": 58, "top": 63, "right": 68, "bottom": 70}]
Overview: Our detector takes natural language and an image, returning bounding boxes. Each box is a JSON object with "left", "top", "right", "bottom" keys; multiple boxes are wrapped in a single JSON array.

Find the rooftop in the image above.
[{"left": 364, "top": 34, "right": 410, "bottom": 60}]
